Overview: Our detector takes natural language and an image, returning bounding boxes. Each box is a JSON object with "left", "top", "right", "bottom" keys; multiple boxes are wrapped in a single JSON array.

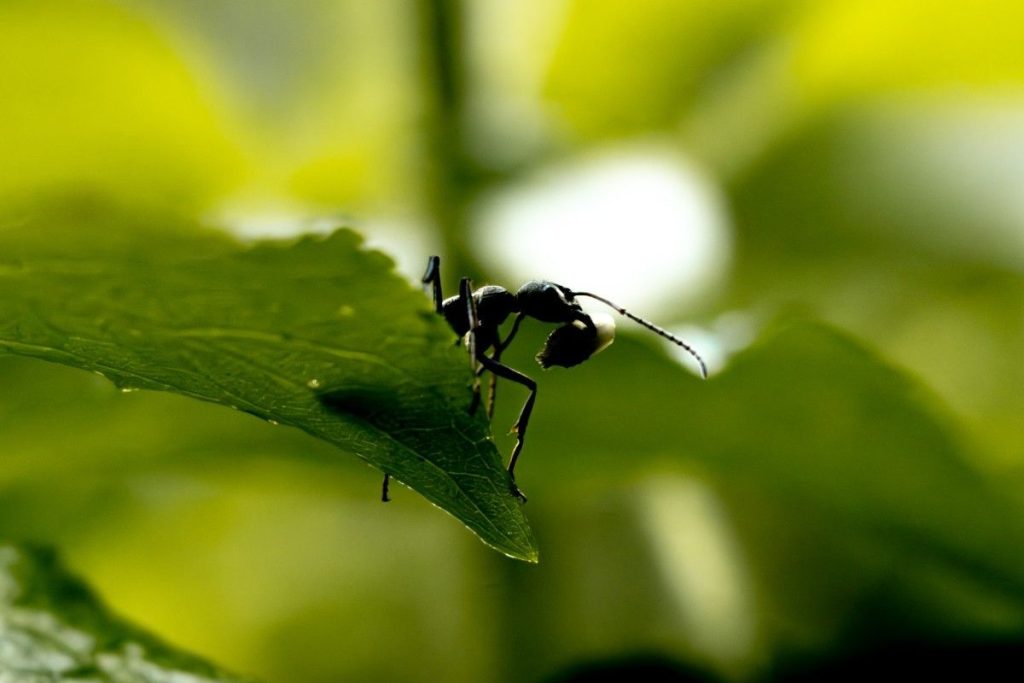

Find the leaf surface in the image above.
[{"left": 0, "top": 205, "right": 536, "bottom": 561}]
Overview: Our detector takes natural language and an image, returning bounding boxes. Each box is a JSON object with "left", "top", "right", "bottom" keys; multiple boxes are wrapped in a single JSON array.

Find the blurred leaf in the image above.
[
  {"left": 544, "top": 0, "right": 782, "bottom": 138},
  {"left": 0, "top": 541, "right": 255, "bottom": 681},
  {"left": 791, "top": 0, "right": 1024, "bottom": 107},
  {"left": 0, "top": 203, "right": 536, "bottom": 562},
  {"left": 491, "top": 320, "right": 1024, "bottom": 662},
  {"left": 541, "top": 321, "right": 1024, "bottom": 587},
  {"left": 133, "top": 0, "right": 424, "bottom": 211},
  {"left": 686, "top": 323, "right": 1024, "bottom": 638},
  {"left": 0, "top": 0, "right": 244, "bottom": 208},
  {"left": 724, "top": 111, "right": 1024, "bottom": 466},
  {"left": 0, "top": 355, "right": 500, "bottom": 682},
  {"left": 546, "top": 0, "right": 1024, "bottom": 181}
]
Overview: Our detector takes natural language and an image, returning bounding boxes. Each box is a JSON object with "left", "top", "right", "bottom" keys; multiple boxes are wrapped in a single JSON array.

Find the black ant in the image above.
[{"left": 380, "top": 256, "right": 707, "bottom": 503}]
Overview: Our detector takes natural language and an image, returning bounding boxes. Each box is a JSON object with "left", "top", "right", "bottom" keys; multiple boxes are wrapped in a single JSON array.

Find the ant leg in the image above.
[
  {"left": 467, "top": 362, "right": 491, "bottom": 418},
  {"left": 422, "top": 256, "right": 443, "bottom": 313},
  {"left": 486, "top": 312, "right": 525, "bottom": 419},
  {"left": 381, "top": 473, "right": 391, "bottom": 502},
  {"left": 498, "top": 312, "right": 526, "bottom": 350},
  {"left": 468, "top": 377, "right": 482, "bottom": 415},
  {"left": 486, "top": 373, "right": 498, "bottom": 420},
  {"left": 475, "top": 351, "right": 535, "bottom": 502},
  {"left": 458, "top": 277, "right": 486, "bottom": 415}
]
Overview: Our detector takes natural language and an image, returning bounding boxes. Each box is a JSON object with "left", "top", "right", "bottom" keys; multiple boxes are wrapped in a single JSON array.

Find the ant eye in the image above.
[{"left": 536, "top": 313, "right": 616, "bottom": 368}]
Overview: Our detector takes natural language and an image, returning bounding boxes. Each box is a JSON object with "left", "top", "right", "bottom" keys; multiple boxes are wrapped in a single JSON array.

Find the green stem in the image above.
[{"left": 417, "top": 0, "right": 487, "bottom": 283}]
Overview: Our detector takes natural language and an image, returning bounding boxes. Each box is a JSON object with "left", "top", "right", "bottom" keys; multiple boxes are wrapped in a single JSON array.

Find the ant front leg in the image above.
[
  {"left": 422, "top": 256, "right": 443, "bottom": 313},
  {"left": 457, "top": 277, "right": 487, "bottom": 416},
  {"left": 475, "top": 350, "right": 535, "bottom": 502}
]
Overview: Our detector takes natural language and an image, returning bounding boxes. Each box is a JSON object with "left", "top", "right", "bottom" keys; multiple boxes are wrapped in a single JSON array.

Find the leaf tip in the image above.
[
  {"left": 492, "top": 542, "right": 540, "bottom": 564},
  {"left": 487, "top": 526, "right": 540, "bottom": 564}
]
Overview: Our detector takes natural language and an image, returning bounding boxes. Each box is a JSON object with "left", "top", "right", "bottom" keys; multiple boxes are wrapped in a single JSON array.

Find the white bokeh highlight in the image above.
[
  {"left": 475, "top": 143, "right": 732, "bottom": 319},
  {"left": 211, "top": 197, "right": 438, "bottom": 286}
]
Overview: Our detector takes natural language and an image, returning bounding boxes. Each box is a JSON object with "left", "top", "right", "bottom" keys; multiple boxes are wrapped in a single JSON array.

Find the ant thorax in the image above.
[
  {"left": 473, "top": 285, "right": 517, "bottom": 328},
  {"left": 515, "top": 281, "right": 583, "bottom": 324}
]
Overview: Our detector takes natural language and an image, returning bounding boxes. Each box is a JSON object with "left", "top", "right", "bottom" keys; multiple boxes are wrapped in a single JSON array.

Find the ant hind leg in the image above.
[{"left": 475, "top": 352, "right": 535, "bottom": 502}]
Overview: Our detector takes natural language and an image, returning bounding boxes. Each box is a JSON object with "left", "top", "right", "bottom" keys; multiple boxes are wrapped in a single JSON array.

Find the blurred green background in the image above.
[{"left": 2, "top": 0, "right": 1023, "bottom": 680}]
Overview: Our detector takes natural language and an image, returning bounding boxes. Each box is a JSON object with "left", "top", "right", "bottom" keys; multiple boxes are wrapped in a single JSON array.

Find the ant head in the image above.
[
  {"left": 569, "top": 290, "right": 709, "bottom": 378},
  {"left": 536, "top": 313, "right": 616, "bottom": 369}
]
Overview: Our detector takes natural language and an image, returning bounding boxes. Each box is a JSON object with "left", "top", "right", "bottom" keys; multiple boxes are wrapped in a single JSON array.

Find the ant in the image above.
[{"left": 380, "top": 256, "right": 707, "bottom": 503}]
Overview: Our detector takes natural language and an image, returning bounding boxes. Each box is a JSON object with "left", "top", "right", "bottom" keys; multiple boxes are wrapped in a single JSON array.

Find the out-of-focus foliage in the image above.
[
  {"left": 0, "top": 542, "right": 254, "bottom": 681},
  {"left": 2, "top": 0, "right": 1023, "bottom": 682},
  {"left": 546, "top": 0, "right": 783, "bottom": 138},
  {"left": 0, "top": 0, "right": 245, "bottom": 209},
  {"left": 469, "top": 320, "right": 1024, "bottom": 681}
]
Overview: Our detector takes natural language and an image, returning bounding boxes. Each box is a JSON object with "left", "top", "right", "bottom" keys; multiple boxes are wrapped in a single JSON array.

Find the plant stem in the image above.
[{"left": 417, "top": 0, "right": 487, "bottom": 283}]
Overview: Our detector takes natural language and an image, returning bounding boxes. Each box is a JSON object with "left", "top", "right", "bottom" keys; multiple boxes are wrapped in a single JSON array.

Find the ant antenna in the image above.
[{"left": 570, "top": 291, "right": 709, "bottom": 379}]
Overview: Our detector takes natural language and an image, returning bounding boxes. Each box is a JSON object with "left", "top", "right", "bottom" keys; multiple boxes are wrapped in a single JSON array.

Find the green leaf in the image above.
[
  {"left": 0, "top": 541, "right": 255, "bottom": 681},
  {"left": 723, "top": 112, "right": 1024, "bottom": 464},
  {"left": 477, "top": 320, "right": 1024, "bottom": 674},
  {"left": 526, "top": 321, "right": 1024, "bottom": 586},
  {"left": 0, "top": 203, "right": 536, "bottom": 562}
]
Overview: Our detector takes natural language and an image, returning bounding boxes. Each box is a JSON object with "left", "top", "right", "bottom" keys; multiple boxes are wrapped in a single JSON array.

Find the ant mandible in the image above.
[{"left": 380, "top": 255, "right": 707, "bottom": 503}]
